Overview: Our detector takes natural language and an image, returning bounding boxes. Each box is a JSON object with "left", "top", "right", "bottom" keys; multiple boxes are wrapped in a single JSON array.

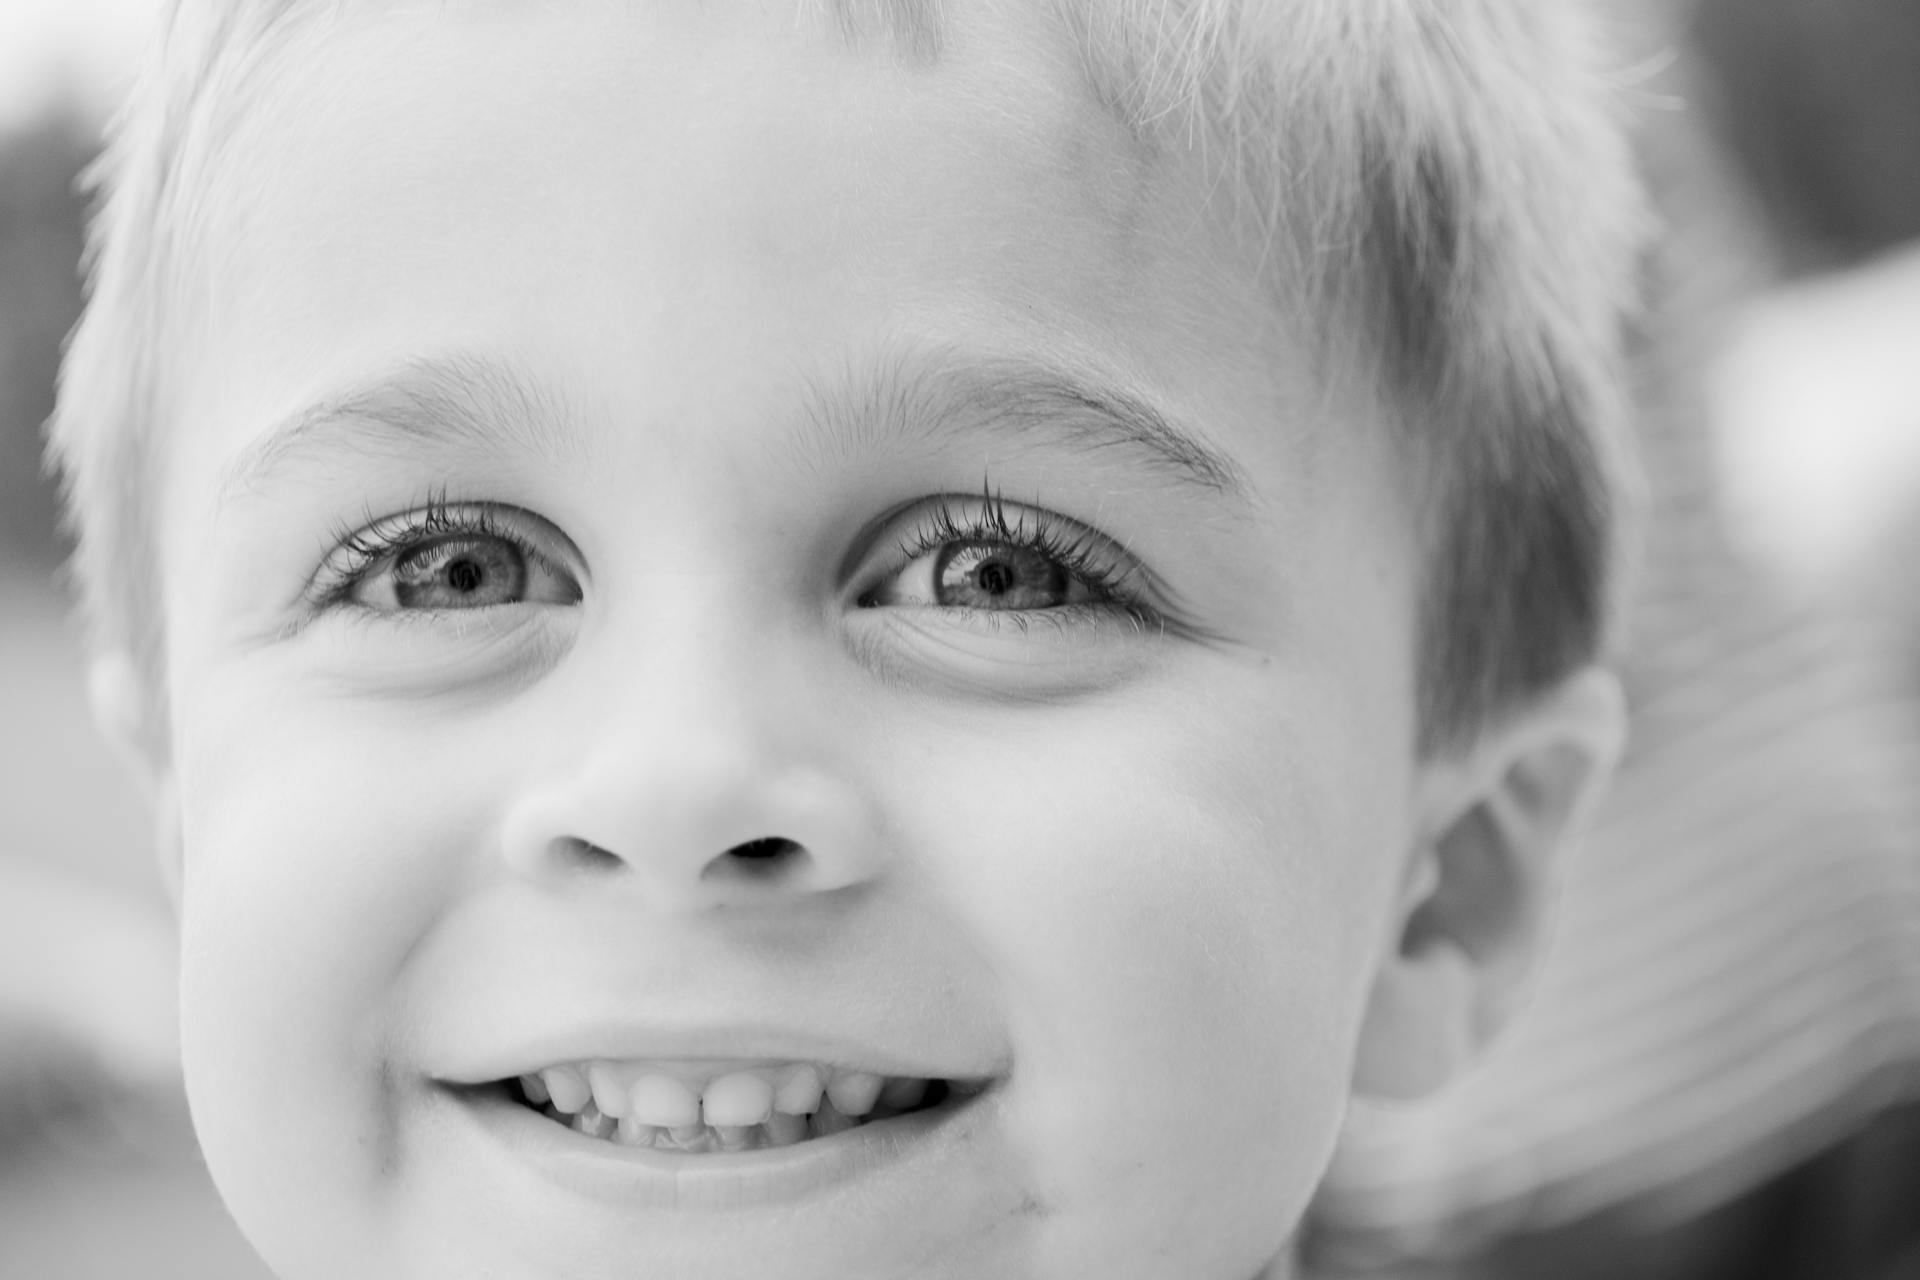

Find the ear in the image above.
[
  {"left": 87, "top": 652, "right": 185, "bottom": 909},
  {"left": 1353, "top": 665, "right": 1626, "bottom": 1100}
]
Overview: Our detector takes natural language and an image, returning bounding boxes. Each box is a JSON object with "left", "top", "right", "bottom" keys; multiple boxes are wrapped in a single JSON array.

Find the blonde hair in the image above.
[{"left": 48, "top": 0, "right": 1646, "bottom": 758}]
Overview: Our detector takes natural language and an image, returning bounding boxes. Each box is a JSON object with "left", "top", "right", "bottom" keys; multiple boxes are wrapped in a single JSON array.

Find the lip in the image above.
[
  {"left": 431, "top": 1023, "right": 1009, "bottom": 1085},
  {"left": 439, "top": 1075, "right": 1003, "bottom": 1210}
]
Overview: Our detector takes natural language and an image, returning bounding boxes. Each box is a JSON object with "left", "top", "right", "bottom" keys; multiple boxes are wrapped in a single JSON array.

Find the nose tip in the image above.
[{"left": 499, "top": 769, "right": 888, "bottom": 912}]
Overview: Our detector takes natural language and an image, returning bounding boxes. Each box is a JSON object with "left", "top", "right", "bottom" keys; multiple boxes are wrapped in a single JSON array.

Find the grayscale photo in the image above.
[{"left": 1, "top": 1, "right": 1916, "bottom": 1277}]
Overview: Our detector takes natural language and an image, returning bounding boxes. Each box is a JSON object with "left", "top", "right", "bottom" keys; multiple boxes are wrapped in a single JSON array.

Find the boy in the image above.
[{"left": 47, "top": 1, "right": 1644, "bottom": 1276}]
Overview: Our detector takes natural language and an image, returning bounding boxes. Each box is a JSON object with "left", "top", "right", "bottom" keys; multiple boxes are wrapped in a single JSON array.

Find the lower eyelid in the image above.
[
  {"left": 846, "top": 609, "right": 1161, "bottom": 700},
  {"left": 301, "top": 604, "right": 579, "bottom": 698}
]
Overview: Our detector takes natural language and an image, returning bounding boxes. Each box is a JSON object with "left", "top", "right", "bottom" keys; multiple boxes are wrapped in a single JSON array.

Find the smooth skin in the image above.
[{"left": 95, "top": 3, "right": 1623, "bottom": 1277}]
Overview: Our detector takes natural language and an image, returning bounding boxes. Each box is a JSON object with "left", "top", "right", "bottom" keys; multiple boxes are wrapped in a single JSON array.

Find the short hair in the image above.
[{"left": 48, "top": 0, "right": 1646, "bottom": 760}]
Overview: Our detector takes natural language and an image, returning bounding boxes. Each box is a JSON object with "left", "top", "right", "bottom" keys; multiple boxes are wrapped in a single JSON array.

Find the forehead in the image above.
[
  {"left": 195, "top": 0, "right": 1156, "bottom": 263},
  {"left": 194, "top": 1, "right": 1217, "bottom": 301},
  {"left": 161, "top": 0, "right": 1372, "bottom": 540}
]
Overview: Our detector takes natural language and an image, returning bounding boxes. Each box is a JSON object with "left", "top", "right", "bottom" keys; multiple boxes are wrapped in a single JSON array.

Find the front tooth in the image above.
[
  {"left": 773, "top": 1064, "right": 824, "bottom": 1116},
  {"left": 519, "top": 1073, "right": 551, "bottom": 1105},
  {"left": 878, "top": 1077, "right": 928, "bottom": 1110},
  {"left": 543, "top": 1066, "right": 591, "bottom": 1114},
  {"left": 702, "top": 1071, "right": 774, "bottom": 1127},
  {"left": 811, "top": 1097, "right": 857, "bottom": 1137},
  {"left": 587, "top": 1062, "right": 632, "bottom": 1119},
  {"left": 629, "top": 1074, "right": 701, "bottom": 1128},
  {"left": 764, "top": 1109, "right": 808, "bottom": 1147},
  {"left": 826, "top": 1070, "right": 884, "bottom": 1117}
]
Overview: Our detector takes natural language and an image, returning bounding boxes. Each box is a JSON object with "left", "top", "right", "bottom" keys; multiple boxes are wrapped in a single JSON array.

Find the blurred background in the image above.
[{"left": 1, "top": 2, "right": 1917, "bottom": 1278}]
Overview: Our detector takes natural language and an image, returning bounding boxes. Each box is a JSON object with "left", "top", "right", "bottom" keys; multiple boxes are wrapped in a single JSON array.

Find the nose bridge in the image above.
[{"left": 499, "top": 594, "right": 885, "bottom": 909}]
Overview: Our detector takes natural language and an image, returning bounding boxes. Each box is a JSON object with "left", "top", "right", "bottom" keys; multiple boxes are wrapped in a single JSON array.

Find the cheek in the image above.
[
  {"left": 171, "top": 685, "right": 503, "bottom": 1252},
  {"left": 889, "top": 680, "right": 1404, "bottom": 1266}
]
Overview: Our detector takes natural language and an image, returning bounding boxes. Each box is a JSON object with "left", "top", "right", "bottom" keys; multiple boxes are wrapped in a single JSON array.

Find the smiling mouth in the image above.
[{"left": 481, "top": 1059, "right": 986, "bottom": 1154}]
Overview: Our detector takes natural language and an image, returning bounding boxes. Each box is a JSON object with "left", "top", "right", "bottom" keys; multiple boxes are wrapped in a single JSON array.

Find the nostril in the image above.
[
  {"left": 552, "top": 837, "right": 627, "bottom": 874},
  {"left": 702, "top": 836, "right": 809, "bottom": 888},
  {"left": 731, "top": 837, "right": 801, "bottom": 862}
]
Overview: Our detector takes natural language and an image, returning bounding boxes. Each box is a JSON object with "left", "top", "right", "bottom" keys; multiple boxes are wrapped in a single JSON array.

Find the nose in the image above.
[
  {"left": 497, "top": 668, "right": 887, "bottom": 913},
  {"left": 501, "top": 765, "right": 886, "bottom": 912},
  {"left": 501, "top": 736, "right": 888, "bottom": 912}
]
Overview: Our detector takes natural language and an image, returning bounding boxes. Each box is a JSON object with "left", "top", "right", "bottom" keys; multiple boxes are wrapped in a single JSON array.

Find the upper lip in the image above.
[
  {"left": 405, "top": 907, "right": 1009, "bottom": 1090},
  {"left": 430, "top": 1022, "right": 1009, "bottom": 1086}
]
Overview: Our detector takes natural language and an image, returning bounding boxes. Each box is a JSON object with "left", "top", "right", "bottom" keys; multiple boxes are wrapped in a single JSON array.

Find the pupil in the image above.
[
  {"left": 976, "top": 559, "right": 1016, "bottom": 596},
  {"left": 446, "top": 557, "right": 485, "bottom": 593}
]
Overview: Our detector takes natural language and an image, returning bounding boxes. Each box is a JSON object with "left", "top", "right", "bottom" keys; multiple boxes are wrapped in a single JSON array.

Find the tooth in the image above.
[
  {"left": 773, "top": 1064, "right": 824, "bottom": 1116},
  {"left": 715, "top": 1124, "right": 757, "bottom": 1151},
  {"left": 543, "top": 1066, "right": 591, "bottom": 1114},
  {"left": 587, "top": 1062, "right": 632, "bottom": 1119},
  {"left": 811, "top": 1097, "right": 857, "bottom": 1137},
  {"left": 667, "top": 1123, "right": 714, "bottom": 1153},
  {"left": 878, "top": 1077, "right": 928, "bottom": 1110},
  {"left": 519, "top": 1073, "right": 551, "bottom": 1105},
  {"left": 702, "top": 1071, "right": 774, "bottom": 1127},
  {"left": 826, "top": 1070, "right": 884, "bottom": 1117},
  {"left": 629, "top": 1074, "right": 701, "bottom": 1128},
  {"left": 764, "top": 1109, "right": 808, "bottom": 1147},
  {"left": 617, "top": 1117, "right": 658, "bottom": 1148},
  {"left": 572, "top": 1101, "right": 614, "bottom": 1140}
]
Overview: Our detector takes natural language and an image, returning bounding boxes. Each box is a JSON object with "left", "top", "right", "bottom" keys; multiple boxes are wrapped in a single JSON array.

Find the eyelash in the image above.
[
  {"left": 881, "top": 486, "right": 1162, "bottom": 632},
  {"left": 308, "top": 485, "right": 1162, "bottom": 631},
  {"left": 308, "top": 490, "right": 568, "bottom": 613}
]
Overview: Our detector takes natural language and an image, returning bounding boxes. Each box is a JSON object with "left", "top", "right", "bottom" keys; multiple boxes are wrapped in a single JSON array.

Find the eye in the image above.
[
  {"left": 314, "top": 499, "right": 582, "bottom": 614},
  {"left": 371, "top": 532, "right": 534, "bottom": 610},
  {"left": 911, "top": 539, "right": 1097, "bottom": 610},
  {"left": 858, "top": 491, "right": 1155, "bottom": 625}
]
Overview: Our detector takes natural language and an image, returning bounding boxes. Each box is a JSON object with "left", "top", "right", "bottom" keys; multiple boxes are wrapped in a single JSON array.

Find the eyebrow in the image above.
[
  {"left": 218, "top": 352, "right": 587, "bottom": 506},
  {"left": 218, "top": 345, "right": 1252, "bottom": 506},
  {"left": 799, "top": 344, "right": 1252, "bottom": 500}
]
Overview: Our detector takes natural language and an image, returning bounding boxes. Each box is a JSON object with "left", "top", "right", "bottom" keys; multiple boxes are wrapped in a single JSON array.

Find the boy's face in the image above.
[{"left": 153, "top": 4, "right": 1433, "bottom": 1278}]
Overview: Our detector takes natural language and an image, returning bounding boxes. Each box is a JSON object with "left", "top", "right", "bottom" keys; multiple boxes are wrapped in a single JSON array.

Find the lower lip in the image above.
[{"left": 439, "top": 1082, "right": 1001, "bottom": 1210}]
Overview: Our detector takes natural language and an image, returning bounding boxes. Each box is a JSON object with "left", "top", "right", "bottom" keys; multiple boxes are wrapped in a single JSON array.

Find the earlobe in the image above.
[
  {"left": 1353, "top": 666, "right": 1626, "bottom": 1100},
  {"left": 87, "top": 652, "right": 184, "bottom": 909}
]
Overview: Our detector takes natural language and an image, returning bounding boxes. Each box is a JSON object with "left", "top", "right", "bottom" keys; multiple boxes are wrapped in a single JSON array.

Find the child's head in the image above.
[{"left": 50, "top": 2, "right": 1641, "bottom": 1276}]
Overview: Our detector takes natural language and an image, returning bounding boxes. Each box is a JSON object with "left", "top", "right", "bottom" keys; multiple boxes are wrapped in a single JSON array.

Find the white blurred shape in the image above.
[
  {"left": 1710, "top": 243, "right": 1920, "bottom": 586},
  {"left": 0, "top": 0, "right": 160, "bottom": 128},
  {"left": 0, "top": 572, "right": 172, "bottom": 1082}
]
